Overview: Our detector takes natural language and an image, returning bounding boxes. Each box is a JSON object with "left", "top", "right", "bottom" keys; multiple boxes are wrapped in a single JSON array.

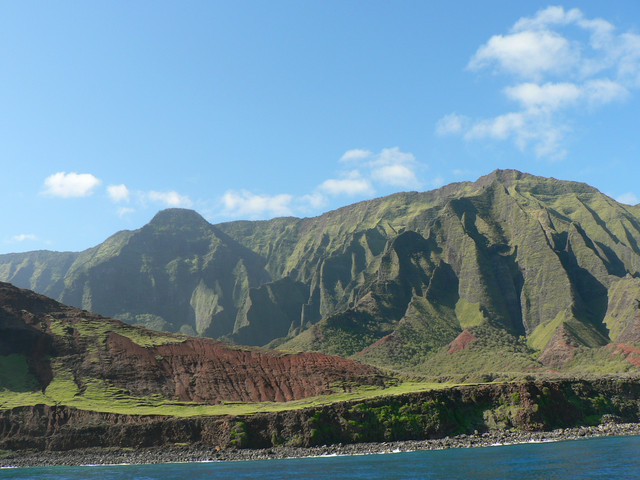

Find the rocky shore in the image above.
[
  {"left": 3, "top": 377, "right": 640, "bottom": 468},
  {"left": 3, "top": 422, "right": 640, "bottom": 468}
]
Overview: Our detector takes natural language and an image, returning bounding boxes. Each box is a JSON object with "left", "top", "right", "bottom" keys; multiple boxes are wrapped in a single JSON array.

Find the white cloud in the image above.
[
  {"left": 300, "top": 192, "right": 327, "bottom": 210},
  {"left": 319, "top": 174, "right": 374, "bottom": 196},
  {"left": 321, "top": 147, "right": 422, "bottom": 194},
  {"left": 530, "top": 126, "right": 566, "bottom": 159},
  {"left": 12, "top": 233, "right": 37, "bottom": 242},
  {"left": 512, "top": 6, "right": 583, "bottom": 32},
  {"left": 147, "top": 190, "right": 193, "bottom": 208},
  {"left": 440, "top": 6, "right": 640, "bottom": 158},
  {"left": 466, "top": 112, "right": 525, "bottom": 140},
  {"left": 369, "top": 147, "right": 422, "bottom": 189},
  {"left": 107, "top": 184, "right": 130, "bottom": 203},
  {"left": 503, "top": 80, "right": 627, "bottom": 112},
  {"left": 468, "top": 30, "right": 576, "bottom": 80},
  {"left": 583, "top": 79, "right": 629, "bottom": 105},
  {"left": 436, "top": 113, "right": 467, "bottom": 135},
  {"left": 618, "top": 33, "right": 640, "bottom": 85},
  {"left": 617, "top": 192, "right": 639, "bottom": 205},
  {"left": 504, "top": 82, "right": 581, "bottom": 111},
  {"left": 371, "top": 164, "right": 419, "bottom": 188},
  {"left": 465, "top": 110, "right": 567, "bottom": 160},
  {"left": 373, "top": 147, "right": 415, "bottom": 167},
  {"left": 212, "top": 142, "right": 438, "bottom": 226},
  {"left": 117, "top": 207, "right": 135, "bottom": 216},
  {"left": 42, "top": 172, "right": 101, "bottom": 198},
  {"left": 218, "top": 146, "right": 426, "bottom": 221},
  {"left": 340, "top": 149, "right": 372, "bottom": 162},
  {"left": 222, "top": 190, "right": 293, "bottom": 218}
]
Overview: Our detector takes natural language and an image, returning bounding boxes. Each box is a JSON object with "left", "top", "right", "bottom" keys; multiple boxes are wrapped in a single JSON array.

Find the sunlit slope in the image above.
[{"left": 3, "top": 170, "right": 640, "bottom": 372}]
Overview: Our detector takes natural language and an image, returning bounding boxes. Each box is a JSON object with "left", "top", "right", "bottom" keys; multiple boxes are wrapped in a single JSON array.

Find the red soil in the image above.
[
  {"left": 446, "top": 329, "right": 477, "bottom": 354},
  {"left": 0, "top": 282, "right": 387, "bottom": 405},
  {"left": 606, "top": 343, "right": 640, "bottom": 367}
]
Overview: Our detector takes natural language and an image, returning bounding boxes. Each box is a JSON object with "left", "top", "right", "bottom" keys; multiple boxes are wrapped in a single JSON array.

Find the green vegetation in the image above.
[
  {"left": 230, "top": 421, "right": 248, "bottom": 447},
  {"left": 562, "top": 346, "right": 635, "bottom": 374},
  {"left": 455, "top": 299, "right": 488, "bottom": 329},
  {"left": 603, "top": 277, "right": 640, "bottom": 342},
  {"left": 418, "top": 325, "right": 540, "bottom": 379},
  {"left": 0, "top": 355, "right": 40, "bottom": 393},
  {"left": 43, "top": 363, "right": 79, "bottom": 402},
  {"left": 528, "top": 310, "right": 568, "bottom": 351},
  {"left": 0, "top": 370, "right": 451, "bottom": 417},
  {"left": 3, "top": 170, "right": 640, "bottom": 376},
  {"left": 336, "top": 400, "right": 457, "bottom": 442},
  {"left": 355, "top": 295, "right": 460, "bottom": 370},
  {"left": 49, "top": 316, "right": 187, "bottom": 348},
  {"left": 0, "top": 449, "right": 14, "bottom": 459}
]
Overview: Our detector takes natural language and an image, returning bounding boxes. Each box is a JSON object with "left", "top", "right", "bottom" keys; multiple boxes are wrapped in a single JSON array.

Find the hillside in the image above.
[
  {"left": 0, "top": 282, "right": 386, "bottom": 412},
  {"left": 3, "top": 170, "right": 640, "bottom": 374}
]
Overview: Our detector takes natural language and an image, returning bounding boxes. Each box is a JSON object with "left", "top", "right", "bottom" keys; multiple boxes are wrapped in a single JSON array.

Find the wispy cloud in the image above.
[
  {"left": 340, "top": 149, "right": 372, "bottom": 162},
  {"left": 147, "top": 190, "right": 193, "bottom": 208},
  {"left": 371, "top": 164, "right": 418, "bottom": 188},
  {"left": 11, "top": 233, "right": 38, "bottom": 242},
  {"left": 370, "top": 148, "right": 421, "bottom": 189},
  {"left": 107, "top": 184, "right": 130, "bottom": 203},
  {"left": 319, "top": 172, "right": 374, "bottom": 196},
  {"left": 42, "top": 172, "right": 101, "bottom": 198},
  {"left": 467, "top": 29, "right": 577, "bottom": 81},
  {"left": 438, "top": 6, "right": 640, "bottom": 158},
  {"left": 436, "top": 113, "right": 467, "bottom": 136},
  {"left": 218, "top": 147, "right": 431, "bottom": 220},
  {"left": 299, "top": 192, "right": 327, "bottom": 211},
  {"left": 221, "top": 190, "right": 293, "bottom": 218},
  {"left": 117, "top": 207, "right": 135, "bottom": 217},
  {"left": 617, "top": 192, "right": 639, "bottom": 205}
]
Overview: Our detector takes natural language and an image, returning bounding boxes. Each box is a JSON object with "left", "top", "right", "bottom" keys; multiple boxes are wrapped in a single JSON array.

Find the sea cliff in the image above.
[{"left": 1, "top": 376, "right": 639, "bottom": 467}]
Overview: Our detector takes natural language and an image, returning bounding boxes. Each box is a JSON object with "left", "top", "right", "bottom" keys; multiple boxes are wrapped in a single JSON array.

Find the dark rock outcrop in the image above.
[{"left": 1, "top": 377, "right": 639, "bottom": 453}]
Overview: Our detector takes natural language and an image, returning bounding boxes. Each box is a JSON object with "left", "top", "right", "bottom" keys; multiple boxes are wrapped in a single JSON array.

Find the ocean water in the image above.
[{"left": 2, "top": 435, "right": 640, "bottom": 480}]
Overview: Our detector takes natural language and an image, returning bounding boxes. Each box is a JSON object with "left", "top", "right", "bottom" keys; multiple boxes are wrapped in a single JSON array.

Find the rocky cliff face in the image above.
[
  {"left": 3, "top": 170, "right": 640, "bottom": 372},
  {"left": 0, "top": 282, "right": 387, "bottom": 405},
  {"left": 1, "top": 377, "right": 639, "bottom": 452}
]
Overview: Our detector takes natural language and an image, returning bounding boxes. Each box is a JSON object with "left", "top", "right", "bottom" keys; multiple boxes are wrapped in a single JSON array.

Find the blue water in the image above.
[{"left": 2, "top": 435, "right": 640, "bottom": 479}]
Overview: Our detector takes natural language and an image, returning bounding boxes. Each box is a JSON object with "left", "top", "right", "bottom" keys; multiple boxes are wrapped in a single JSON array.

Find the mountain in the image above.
[
  {"left": 0, "top": 281, "right": 386, "bottom": 408},
  {"left": 3, "top": 170, "right": 640, "bottom": 374}
]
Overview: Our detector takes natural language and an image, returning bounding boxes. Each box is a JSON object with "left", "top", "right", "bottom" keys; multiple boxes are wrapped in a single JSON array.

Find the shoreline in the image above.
[{"left": 3, "top": 422, "right": 640, "bottom": 469}]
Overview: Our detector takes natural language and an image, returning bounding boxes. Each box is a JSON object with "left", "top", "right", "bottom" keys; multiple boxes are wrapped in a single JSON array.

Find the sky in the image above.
[{"left": 2, "top": 1, "right": 640, "bottom": 254}]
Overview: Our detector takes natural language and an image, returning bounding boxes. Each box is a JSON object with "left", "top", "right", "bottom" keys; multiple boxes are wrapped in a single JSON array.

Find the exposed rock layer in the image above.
[
  {"left": 1, "top": 377, "right": 638, "bottom": 452},
  {"left": 0, "top": 282, "right": 387, "bottom": 403}
]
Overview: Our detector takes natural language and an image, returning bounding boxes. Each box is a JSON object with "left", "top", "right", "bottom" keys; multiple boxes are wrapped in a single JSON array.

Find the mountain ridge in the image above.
[{"left": 3, "top": 169, "right": 640, "bottom": 375}]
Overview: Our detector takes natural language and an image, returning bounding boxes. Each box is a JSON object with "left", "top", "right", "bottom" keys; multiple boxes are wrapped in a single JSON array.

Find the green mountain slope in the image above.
[{"left": 3, "top": 170, "right": 640, "bottom": 374}]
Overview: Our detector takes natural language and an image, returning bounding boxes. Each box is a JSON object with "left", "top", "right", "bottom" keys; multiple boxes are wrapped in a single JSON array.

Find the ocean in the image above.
[{"left": 2, "top": 435, "right": 639, "bottom": 479}]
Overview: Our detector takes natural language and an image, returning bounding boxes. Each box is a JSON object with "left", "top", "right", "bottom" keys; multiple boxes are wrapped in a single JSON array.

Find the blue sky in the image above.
[{"left": 2, "top": 1, "right": 640, "bottom": 253}]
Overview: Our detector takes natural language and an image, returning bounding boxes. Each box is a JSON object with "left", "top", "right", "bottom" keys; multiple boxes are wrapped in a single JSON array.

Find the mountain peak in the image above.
[
  {"left": 476, "top": 169, "right": 598, "bottom": 195},
  {"left": 475, "top": 169, "right": 528, "bottom": 187},
  {"left": 148, "top": 209, "right": 210, "bottom": 229}
]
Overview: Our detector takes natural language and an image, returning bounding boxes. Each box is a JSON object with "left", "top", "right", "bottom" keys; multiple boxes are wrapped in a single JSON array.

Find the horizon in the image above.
[{"left": 2, "top": 1, "right": 640, "bottom": 254}]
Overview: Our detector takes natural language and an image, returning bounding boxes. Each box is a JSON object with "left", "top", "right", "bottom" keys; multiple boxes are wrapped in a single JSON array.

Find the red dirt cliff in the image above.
[{"left": 0, "top": 282, "right": 387, "bottom": 404}]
